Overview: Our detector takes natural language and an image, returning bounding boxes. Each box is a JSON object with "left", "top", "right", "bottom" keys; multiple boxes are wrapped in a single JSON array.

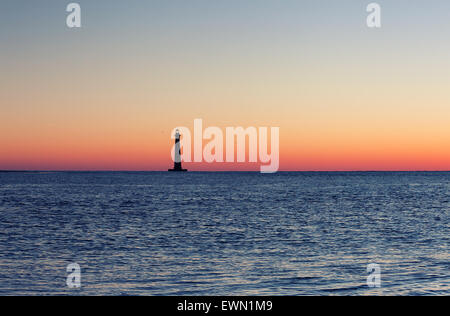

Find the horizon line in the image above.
[{"left": 1, "top": 170, "right": 450, "bottom": 173}]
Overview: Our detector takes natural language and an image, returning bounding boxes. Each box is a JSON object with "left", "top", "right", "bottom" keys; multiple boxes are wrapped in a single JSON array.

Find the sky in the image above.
[{"left": 1, "top": 0, "right": 450, "bottom": 171}]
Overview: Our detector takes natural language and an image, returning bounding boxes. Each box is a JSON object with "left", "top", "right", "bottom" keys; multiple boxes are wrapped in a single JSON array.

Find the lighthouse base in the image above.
[
  {"left": 169, "top": 163, "right": 187, "bottom": 172},
  {"left": 168, "top": 168, "right": 187, "bottom": 172}
]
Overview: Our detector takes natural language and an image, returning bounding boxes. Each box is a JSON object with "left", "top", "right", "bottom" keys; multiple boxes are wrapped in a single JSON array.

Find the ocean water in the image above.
[{"left": 0, "top": 171, "right": 448, "bottom": 296}]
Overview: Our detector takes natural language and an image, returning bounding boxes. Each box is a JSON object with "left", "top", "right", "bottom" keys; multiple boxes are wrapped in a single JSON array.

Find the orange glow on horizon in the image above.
[{"left": 1, "top": 129, "right": 449, "bottom": 171}]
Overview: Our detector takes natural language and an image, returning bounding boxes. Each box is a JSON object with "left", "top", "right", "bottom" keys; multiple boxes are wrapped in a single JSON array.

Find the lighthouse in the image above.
[{"left": 169, "top": 129, "right": 187, "bottom": 172}]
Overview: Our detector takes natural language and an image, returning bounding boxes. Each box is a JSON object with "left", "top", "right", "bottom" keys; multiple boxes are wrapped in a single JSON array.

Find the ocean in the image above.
[{"left": 0, "top": 171, "right": 448, "bottom": 295}]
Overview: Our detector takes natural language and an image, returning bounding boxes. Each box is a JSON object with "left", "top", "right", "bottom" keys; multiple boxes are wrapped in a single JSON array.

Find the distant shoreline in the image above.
[{"left": 0, "top": 170, "right": 40, "bottom": 173}]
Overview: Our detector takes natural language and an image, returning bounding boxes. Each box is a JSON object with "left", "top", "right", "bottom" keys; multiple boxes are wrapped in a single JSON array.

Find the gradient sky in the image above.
[{"left": 1, "top": 0, "right": 450, "bottom": 171}]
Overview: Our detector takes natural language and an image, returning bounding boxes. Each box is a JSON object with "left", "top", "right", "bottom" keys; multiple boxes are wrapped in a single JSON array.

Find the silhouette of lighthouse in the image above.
[{"left": 169, "top": 129, "right": 187, "bottom": 172}]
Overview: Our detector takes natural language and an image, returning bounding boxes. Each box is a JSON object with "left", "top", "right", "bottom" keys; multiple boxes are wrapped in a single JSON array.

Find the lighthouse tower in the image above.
[{"left": 169, "top": 129, "right": 187, "bottom": 172}]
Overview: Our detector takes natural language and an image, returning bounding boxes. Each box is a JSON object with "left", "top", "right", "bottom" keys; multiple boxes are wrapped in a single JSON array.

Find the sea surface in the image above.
[{"left": 0, "top": 171, "right": 448, "bottom": 295}]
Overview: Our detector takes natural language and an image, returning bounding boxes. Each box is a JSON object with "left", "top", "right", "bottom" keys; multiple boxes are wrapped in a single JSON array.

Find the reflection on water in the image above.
[{"left": 0, "top": 172, "right": 449, "bottom": 295}]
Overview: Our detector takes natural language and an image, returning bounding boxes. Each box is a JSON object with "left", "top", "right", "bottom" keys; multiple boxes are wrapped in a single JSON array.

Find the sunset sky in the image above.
[{"left": 1, "top": 0, "right": 450, "bottom": 171}]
